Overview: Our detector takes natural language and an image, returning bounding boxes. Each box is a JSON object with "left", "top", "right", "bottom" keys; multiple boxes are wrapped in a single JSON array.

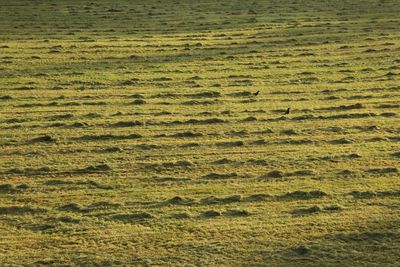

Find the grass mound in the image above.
[
  {"left": 262, "top": 170, "right": 284, "bottom": 179},
  {"left": 110, "top": 121, "right": 144, "bottom": 127},
  {"left": 76, "top": 164, "right": 112, "bottom": 173},
  {"left": 58, "top": 203, "right": 83, "bottom": 212},
  {"left": 246, "top": 194, "right": 271, "bottom": 201},
  {"left": 202, "top": 172, "right": 238, "bottom": 180},
  {"left": 171, "top": 131, "right": 203, "bottom": 138},
  {"left": 0, "top": 184, "right": 28, "bottom": 193},
  {"left": 366, "top": 167, "right": 398, "bottom": 174},
  {"left": 112, "top": 212, "right": 154, "bottom": 223},
  {"left": 291, "top": 205, "right": 322, "bottom": 215},
  {"left": 224, "top": 209, "right": 251, "bottom": 217},
  {"left": 287, "top": 170, "right": 315, "bottom": 176},
  {"left": 188, "top": 91, "right": 221, "bottom": 98},
  {"left": 216, "top": 141, "right": 244, "bottom": 147},
  {"left": 29, "top": 135, "right": 56, "bottom": 143},
  {"left": 171, "top": 212, "right": 191, "bottom": 219},
  {"left": 200, "top": 210, "right": 221, "bottom": 218},
  {"left": 0, "top": 206, "right": 45, "bottom": 215},
  {"left": 280, "top": 190, "right": 327, "bottom": 200},
  {"left": 166, "top": 196, "right": 195, "bottom": 205},
  {"left": 390, "top": 152, "right": 400, "bottom": 158},
  {"left": 130, "top": 99, "right": 147, "bottom": 105},
  {"left": 75, "top": 134, "right": 142, "bottom": 141},
  {"left": 200, "top": 195, "right": 242, "bottom": 205},
  {"left": 212, "top": 158, "right": 235, "bottom": 164}
]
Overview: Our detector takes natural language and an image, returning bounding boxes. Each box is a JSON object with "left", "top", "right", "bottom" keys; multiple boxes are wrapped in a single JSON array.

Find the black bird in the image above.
[
  {"left": 253, "top": 90, "right": 260, "bottom": 96},
  {"left": 284, "top": 108, "right": 290, "bottom": 115}
]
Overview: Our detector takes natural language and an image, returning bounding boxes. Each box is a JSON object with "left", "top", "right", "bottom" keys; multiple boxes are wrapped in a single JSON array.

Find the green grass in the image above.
[{"left": 0, "top": 0, "right": 400, "bottom": 265}]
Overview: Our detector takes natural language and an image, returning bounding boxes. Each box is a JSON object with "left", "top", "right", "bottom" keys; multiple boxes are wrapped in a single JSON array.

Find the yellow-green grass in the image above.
[{"left": 0, "top": 0, "right": 399, "bottom": 265}]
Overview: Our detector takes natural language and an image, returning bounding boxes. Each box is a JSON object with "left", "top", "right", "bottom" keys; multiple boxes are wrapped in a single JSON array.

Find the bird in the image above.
[
  {"left": 253, "top": 90, "right": 260, "bottom": 96},
  {"left": 284, "top": 108, "right": 290, "bottom": 115}
]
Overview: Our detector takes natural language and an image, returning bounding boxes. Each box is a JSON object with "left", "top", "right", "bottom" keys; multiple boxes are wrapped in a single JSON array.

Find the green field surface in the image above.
[{"left": 0, "top": 0, "right": 399, "bottom": 265}]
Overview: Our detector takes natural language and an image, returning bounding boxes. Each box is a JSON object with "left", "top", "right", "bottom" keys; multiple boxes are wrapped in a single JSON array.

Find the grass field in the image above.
[{"left": 0, "top": 0, "right": 399, "bottom": 265}]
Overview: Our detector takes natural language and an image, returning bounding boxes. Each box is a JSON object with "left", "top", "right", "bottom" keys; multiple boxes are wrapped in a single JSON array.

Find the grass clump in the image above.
[
  {"left": 112, "top": 212, "right": 154, "bottom": 223},
  {"left": 29, "top": 135, "right": 56, "bottom": 143}
]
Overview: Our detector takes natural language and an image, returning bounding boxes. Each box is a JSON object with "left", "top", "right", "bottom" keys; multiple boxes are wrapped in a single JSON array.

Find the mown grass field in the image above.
[{"left": 0, "top": 0, "right": 399, "bottom": 265}]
